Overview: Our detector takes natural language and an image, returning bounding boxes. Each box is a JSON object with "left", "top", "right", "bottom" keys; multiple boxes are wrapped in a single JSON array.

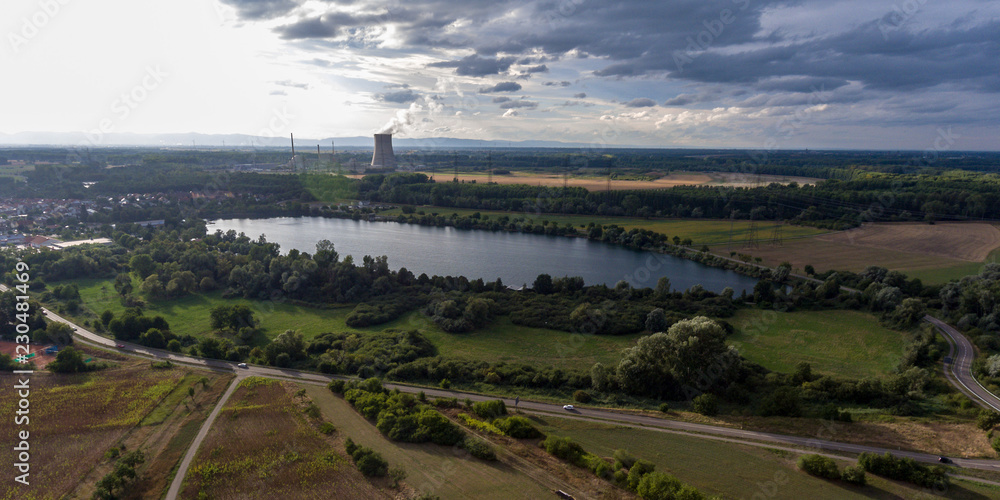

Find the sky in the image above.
[{"left": 1, "top": 0, "right": 998, "bottom": 150}]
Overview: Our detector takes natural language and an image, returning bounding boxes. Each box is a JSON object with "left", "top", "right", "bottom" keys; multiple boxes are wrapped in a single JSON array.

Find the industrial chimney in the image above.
[{"left": 371, "top": 134, "right": 397, "bottom": 169}]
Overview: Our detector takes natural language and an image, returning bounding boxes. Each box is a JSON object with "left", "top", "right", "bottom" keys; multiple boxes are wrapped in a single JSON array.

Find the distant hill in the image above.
[{"left": 0, "top": 131, "right": 601, "bottom": 149}]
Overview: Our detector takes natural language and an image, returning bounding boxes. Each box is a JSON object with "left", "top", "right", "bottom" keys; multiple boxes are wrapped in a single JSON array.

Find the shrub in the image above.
[
  {"left": 462, "top": 437, "right": 497, "bottom": 461},
  {"left": 432, "top": 397, "right": 459, "bottom": 408},
  {"left": 612, "top": 449, "right": 637, "bottom": 471},
  {"left": 355, "top": 451, "right": 389, "bottom": 477},
  {"left": 439, "top": 378, "right": 451, "bottom": 389},
  {"left": 976, "top": 410, "right": 1000, "bottom": 431},
  {"left": 573, "top": 390, "right": 592, "bottom": 403},
  {"left": 344, "top": 438, "right": 357, "bottom": 456},
  {"left": 494, "top": 416, "right": 543, "bottom": 439},
  {"left": 841, "top": 465, "right": 867, "bottom": 485},
  {"left": 626, "top": 459, "right": 656, "bottom": 491},
  {"left": 857, "top": 452, "right": 948, "bottom": 489},
  {"left": 319, "top": 422, "right": 336, "bottom": 435},
  {"left": 591, "top": 459, "right": 613, "bottom": 479},
  {"left": 658, "top": 403, "right": 670, "bottom": 413},
  {"left": 304, "top": 403, "right": 320, "bottom": 419},
  {"left": 458, "top": 413, "right": 505, "bottom": 436},
  {"left": 541, "top": 436, "right": 586, "bottom": 465},
  {"left": 991, "top": 435, "right": 1000, "bottom": 454},
  {"left": 692, "top": 394, "right": 719, "bottom": 416},
  {"left": 472, "top": 399, "right": 507, "bottom": 420},
  {"left": 328, "top": 379, "right": 346, "bottom": 394},
  {"left": 797, "top": 454, "right": 840, "bottom": 480}
]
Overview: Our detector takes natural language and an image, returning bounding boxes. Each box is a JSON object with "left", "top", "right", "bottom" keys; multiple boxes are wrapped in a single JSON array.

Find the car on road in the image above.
[
  {"left": 943, "top": 356, "right": 952, "bottom": 364},
  {"left": 938, "top": 456, "right": 952, "bottom": 464},
  {"left": 562, "top": 404, "right": 574, "bottom": 410},
  {"left": 115, "top": 343, "right": 125, "bottom": 349},
  {"left": 237, "top": 363, "right": 248, "bottom": 368}
]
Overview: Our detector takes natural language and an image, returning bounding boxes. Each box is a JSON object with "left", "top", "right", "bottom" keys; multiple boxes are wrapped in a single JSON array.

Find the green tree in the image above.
[
  {"left": 532, "top": 274, "right": 554, "bottom": 294},
  {"left": 49, "top": 346, "right": 87, "bottom": 373},
  {"left": 129, "top": 254, "right": 156, "bottom": 280}
]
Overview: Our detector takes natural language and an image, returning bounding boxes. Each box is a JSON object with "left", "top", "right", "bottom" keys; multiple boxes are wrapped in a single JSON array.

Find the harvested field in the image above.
[
  {"left": 0, "top": 356, "right": 187, "bottom": 500},
  {"left": 353, "top": 171, "right": 820, "bottom": 191},
  {"left": 723, "top": 222, "right": 1000, "bottom": 284},
  {"left": 816, "top": 222, "right": 1000, "bottom": 262},
  {"left": 181, "top": 378, "right": 392, "bottom": 500},
  {"left": 304, "top": 384, "right": 557, "bottom": 500}
]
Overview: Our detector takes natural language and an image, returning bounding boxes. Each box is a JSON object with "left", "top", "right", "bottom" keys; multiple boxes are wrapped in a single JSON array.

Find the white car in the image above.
[
  {"left": 562, "top": 404, "right": 575, "bottom": 410},
  {"left": 237, "top": 363, "right": 248, "bottom": 369}
]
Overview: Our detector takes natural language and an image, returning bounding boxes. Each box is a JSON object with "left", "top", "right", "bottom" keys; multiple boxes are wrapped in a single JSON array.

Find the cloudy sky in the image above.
[{"left": 2, "top": 0, "right": 998, "bottom": 149}]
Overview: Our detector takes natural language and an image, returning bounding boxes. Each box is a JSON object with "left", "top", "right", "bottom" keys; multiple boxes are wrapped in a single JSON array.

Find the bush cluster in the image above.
[{"left": 857, "top": 452, "right": 947, "bottom": 489}]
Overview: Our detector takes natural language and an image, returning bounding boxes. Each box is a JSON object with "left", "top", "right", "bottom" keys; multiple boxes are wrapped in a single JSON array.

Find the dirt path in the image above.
[{"left": 164, "top": 374, "right": 244, "bottom": 500}]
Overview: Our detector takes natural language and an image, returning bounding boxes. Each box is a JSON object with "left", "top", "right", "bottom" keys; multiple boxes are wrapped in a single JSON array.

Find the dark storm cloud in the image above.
[
  {"left": 624, "top": 98, "right": 656, "bottom": 108},
  {"left": 499, "top": 100, "right": 538, "bottom": 110},
  {"left": 429, "top": 54, "right": 518, "bottom": 76},
  {"left": 376, "top": 89, "right": 420, "bottom": 103},
  {"left": 755, "top": 77, "right": 849, "bottom": 93},
  {"left": 220, "top": 0, "right": 301, "bottom": 20},
  {"left": 479, "top": 82, "right": 522, "bottom": 93},
  {"left": 239, "top": 0, "right": 997, "bottom": 134}
]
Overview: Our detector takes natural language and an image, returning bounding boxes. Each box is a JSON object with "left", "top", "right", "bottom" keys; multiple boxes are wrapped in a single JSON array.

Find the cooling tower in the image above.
[{"left": 371, "top": 134, "right": 397, "bottom": 169}]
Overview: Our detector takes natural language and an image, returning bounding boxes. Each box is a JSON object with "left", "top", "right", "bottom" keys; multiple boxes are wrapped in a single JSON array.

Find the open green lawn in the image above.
[
  {"left": 304, "top": 384, "right": 554, "bottom": 499},
  {"left": 531, "top": 414, "right": 1000, "bottom": 500},
  {"left": 380, "top": 206, "right": 829, "bottom": 246},
  {"left": 727, "top": 309, "right": 909, "bottom": 378},
  {"left": 65, "top": 278, "right": 635, "bottom": 371},
  {"left": 69, "top": 278, "right": 357, "bottom": 343},
  {"left": 412, "top": 315, "right": 639, "bottom": 371}
]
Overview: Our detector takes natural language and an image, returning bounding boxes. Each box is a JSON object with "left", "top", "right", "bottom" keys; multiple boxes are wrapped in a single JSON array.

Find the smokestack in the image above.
[{"left": 371, "top": 134, "right": 397, "bottom": 169}]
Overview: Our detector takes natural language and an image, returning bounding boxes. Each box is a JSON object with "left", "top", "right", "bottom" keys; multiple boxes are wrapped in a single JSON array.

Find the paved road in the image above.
[
  {"left": 11, "top": 286, "right": 1000, "bottom": 475},
  {"left": 926, "top": 315, "right": 1000, "bottom": 412}
]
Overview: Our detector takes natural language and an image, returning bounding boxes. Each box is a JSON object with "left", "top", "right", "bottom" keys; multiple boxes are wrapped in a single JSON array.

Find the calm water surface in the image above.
[{"left": 207, "top": 217, "right": 758, "bottom": 293}]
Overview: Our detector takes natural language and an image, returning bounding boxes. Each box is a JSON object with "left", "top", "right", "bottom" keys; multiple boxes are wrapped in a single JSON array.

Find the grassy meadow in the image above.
[
  {"left": 303, "top": 383, "right": 556, "bottom": 499},
  {"left": 531, "top": 414, "right": 1000, "bottom": 500},
  {"left": 727, "top": 309, "right": 909, "bottom": 379}
]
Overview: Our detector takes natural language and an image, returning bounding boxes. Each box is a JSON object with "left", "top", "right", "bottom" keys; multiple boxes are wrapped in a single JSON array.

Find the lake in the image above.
[{"left": 207, "top": 217, "right": 758, "bottom": 293}]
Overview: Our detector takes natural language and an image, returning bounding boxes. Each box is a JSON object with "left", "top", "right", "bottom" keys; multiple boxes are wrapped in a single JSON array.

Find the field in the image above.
[
  {"left": 0, "top": 349, "right": 229, "bottom": 500},
  {"left": 64, "top": 279, "right": 637, "bottom": 371},
  {"left": 727, "top": 309, "right": 908, "bottom": 378},
  {"left": 404, "top": 314, "right": 639, "bottom": 371},
  {"left": 724, "top": 222, "right": 1000, "bottom": 284},
  {"left": 303, "top": 383, "right": 557, "bottom": 499},
  {"left": 382, "top": 206, "right": 831, "bottom": 246},
  {"left": 181, "top": 377, "right": 391, "bottom": 499},
  {"left": 67, "top": 278, "right": 358, "bottom": 342},
  {"left": 357, "top": 170, "right": 820, "bottom": 191},
  {"left": 531, "top": 414, "right": 1000, "bottom": 499}
]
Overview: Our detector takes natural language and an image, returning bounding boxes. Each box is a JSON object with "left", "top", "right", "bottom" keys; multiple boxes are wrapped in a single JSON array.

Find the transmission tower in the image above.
[
  {"left": 487, "top": 151, "right": 493, "bottom": 184},
  {"left": 769, "top": 206, "right": 784, "bottom": 246},
  {"left": 744, "top": 168, "right": 763, "bottom": 249}
]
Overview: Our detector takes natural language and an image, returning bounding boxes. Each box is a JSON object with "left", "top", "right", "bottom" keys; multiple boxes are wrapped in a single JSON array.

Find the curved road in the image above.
[
  {"left": 925, "top": 315, "right": 1000, "bottom": 412},
  {"left": 12, "top": 290, "right": 1000, "bottom": 480}
]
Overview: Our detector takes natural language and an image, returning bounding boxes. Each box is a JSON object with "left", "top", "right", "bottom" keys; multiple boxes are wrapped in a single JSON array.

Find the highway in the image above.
[
  {"left": 10, "top": 286, "right": 1000, "bottom": 476},
  {"left": 926, "top": 315, "right": 1000, "bottom": 412}
]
